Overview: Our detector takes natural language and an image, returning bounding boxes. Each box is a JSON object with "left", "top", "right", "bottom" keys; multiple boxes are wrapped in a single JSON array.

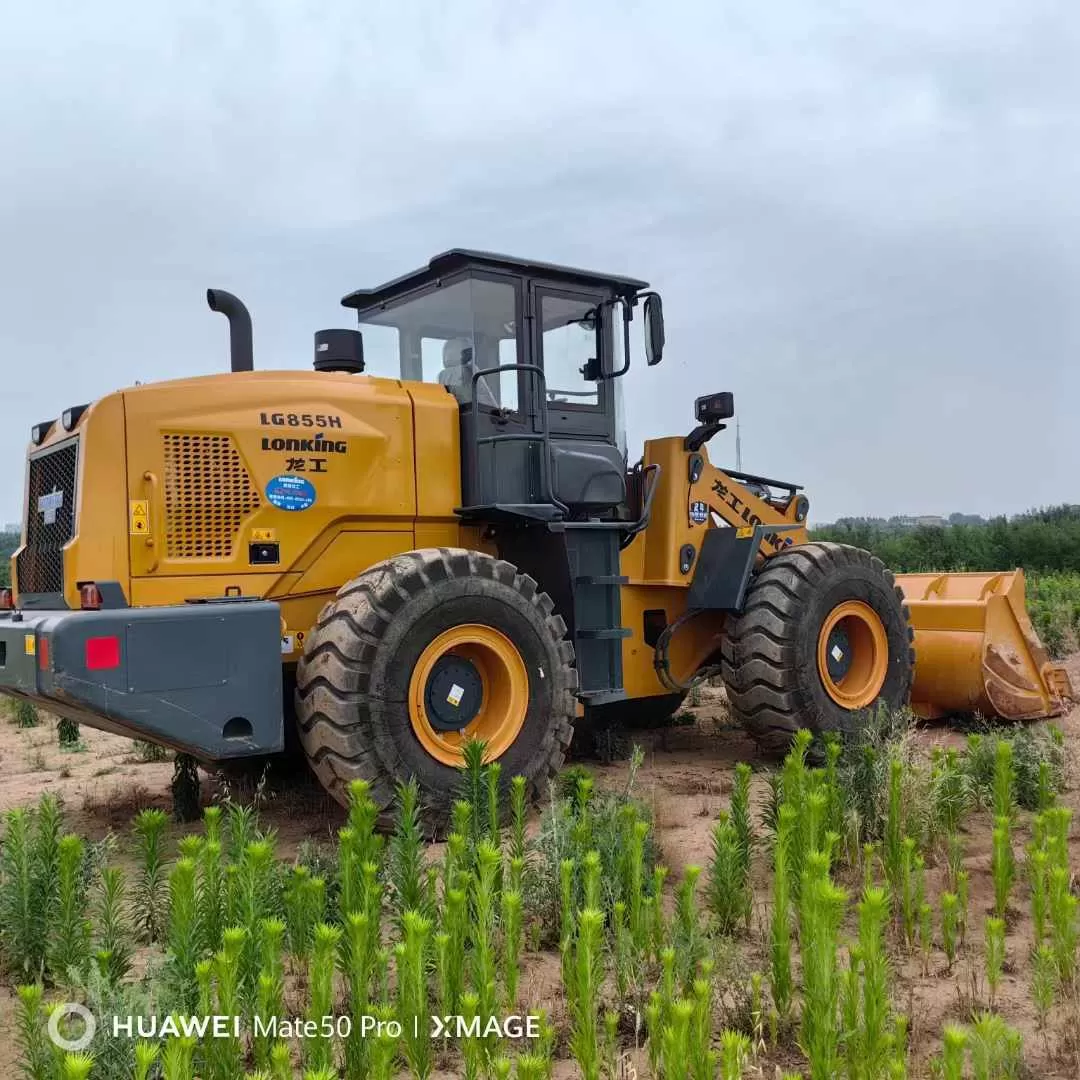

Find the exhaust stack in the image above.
[{"left": 206, "top": 289, "right": 254, "bottom": 372}]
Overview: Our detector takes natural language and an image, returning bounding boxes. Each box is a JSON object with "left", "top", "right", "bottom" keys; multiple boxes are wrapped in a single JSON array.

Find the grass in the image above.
[
  {"left": 0, "top": 717, "right": 1075, "bottom": 1079},
  {"left": 1028, "top": 571, "right": 1080, "bottom": 658}
]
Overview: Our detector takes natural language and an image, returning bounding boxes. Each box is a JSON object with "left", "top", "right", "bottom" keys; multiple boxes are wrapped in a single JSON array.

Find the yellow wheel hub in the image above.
[
  {"left": 408, "top": 623, "right": 529, "bottom": 767},
  {"left": 816, "top": 600, "right": 889, "bottom": 709}
]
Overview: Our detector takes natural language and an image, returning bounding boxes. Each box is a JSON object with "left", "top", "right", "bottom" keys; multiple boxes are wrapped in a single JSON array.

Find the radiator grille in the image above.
[
  {"left": 16, "top": 440, "right": 79, "bottom": 596},
  {"left": 163, "top": 435, "right": 260, "bottom": 559}
]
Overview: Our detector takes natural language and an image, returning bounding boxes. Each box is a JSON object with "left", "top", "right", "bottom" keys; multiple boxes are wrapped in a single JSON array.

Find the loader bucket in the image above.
[{"left": 897, "top": 569, "right": 1074, "bottom": 722}]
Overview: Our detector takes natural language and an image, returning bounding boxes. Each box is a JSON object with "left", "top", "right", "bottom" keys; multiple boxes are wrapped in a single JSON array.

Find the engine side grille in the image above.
[
  {"left": 17, "top": 440, "right": 79, "bottom": 597},
  {"left": 163, "top": 435, "right": 261, "bottom": 559}
]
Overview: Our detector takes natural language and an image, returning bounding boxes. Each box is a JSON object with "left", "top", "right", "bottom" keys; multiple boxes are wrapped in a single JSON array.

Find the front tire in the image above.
[
  {"left": 294, "top": 548, "right": 577, "bottom": 821},
  {"left": 722, "top": 542, "right": 914, "bottom": 754}
]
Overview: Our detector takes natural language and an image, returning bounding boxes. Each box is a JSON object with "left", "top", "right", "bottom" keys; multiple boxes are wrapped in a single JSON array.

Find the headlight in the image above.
[
  {"left": 31, "top": 420, "right": 54, "bottom": 445},
  {"left": 61, "top": 404, "right": 89, "bottom": 431}
]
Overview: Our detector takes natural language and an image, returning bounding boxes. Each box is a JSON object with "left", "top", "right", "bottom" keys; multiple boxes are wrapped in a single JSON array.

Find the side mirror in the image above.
[{"left": 643, "top": 293, "right": 665, "bottom": 366}]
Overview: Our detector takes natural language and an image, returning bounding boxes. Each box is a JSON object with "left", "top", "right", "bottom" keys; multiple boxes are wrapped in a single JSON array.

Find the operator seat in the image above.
[{"left": 438, "top": 338, "right": 498, "bottom": 408}]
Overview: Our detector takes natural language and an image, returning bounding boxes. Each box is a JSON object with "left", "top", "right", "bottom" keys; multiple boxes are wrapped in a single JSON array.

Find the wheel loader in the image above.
[{"left": 0, "top": 249, "right": 1071, "bottom": 818}]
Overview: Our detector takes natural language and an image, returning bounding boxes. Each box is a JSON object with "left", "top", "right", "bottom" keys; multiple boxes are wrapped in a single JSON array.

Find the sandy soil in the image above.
[{"left": 0, "top": 658, "right": 1078, "bottom": 1078}]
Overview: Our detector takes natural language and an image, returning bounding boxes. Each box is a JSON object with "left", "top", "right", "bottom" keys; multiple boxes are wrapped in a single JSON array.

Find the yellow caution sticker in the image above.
[
  {"left": 736, "top": 526, "right": 755, "bottom": 538},
  {"left": 129, "top": 500, "right": 150, "bottom": 536},
  {"left": 24, "top": 633, "right": 35, "bottom": 656},
  {"left": 252, "top": 528, "right": 277, "bottom": 542}
]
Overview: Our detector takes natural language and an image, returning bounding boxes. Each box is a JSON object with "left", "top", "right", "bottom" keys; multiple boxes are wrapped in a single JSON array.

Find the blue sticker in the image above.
[{"left": 266, "top": 474, "right": 316, "bottom": 511}]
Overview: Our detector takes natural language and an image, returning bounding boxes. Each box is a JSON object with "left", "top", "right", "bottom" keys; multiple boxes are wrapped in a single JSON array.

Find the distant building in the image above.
[
  {"left": 3, "top": 523, "right": 19, "bottom": 534},
  {"left": 915, "top": 515, "right": 946, "bottom": 527}
]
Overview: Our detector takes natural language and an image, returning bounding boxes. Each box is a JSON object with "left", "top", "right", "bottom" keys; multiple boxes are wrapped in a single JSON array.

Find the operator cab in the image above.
[{"left": 342, "top": 249, "right": 663, "bottom": 521}]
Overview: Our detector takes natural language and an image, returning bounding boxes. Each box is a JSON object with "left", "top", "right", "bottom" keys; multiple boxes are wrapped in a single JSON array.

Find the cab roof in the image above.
[{"left": 341, "top": 249, "right": 649, "bottom": 313}]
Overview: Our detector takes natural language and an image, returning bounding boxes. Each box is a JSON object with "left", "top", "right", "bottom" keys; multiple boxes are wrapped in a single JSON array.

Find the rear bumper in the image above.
[{"left": 0, "top": 601, "right": 284, "bottom": 761}]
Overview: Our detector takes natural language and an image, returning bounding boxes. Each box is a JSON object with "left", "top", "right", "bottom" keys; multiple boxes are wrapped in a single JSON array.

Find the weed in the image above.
[
  {"left": 502, "top": 888, "right": 523, "bottom": 1007},
  {"left": 14, "top": 699, "right": 39, "bottom": 728},
  {"left": 884, "top": 760, "right": 904, "bottom": 893},
  {"left": 720, "top": 1028, "right": 750, "bottom": 1080},
  {"left": 985, "top": 917, "right": 1005, "bottom": 1006},
  {"left": 132, "top": 808, "right": 169, "bottom": 943},
  {"left": 957, "top": 871, "right": 970, "bottom": 949},
  {"left": 931, "top": 749, "right": 972, "bottom": 838},
  {"left": 992, "top": 740, "right": 1014, "bottom": 821},
  {"left": 731, "top": 761, "right": 754, "bottom": 873},
  {"left": 708, "top": 813, "right": 749, "bottom": 935},
  {"left": 990, "top": 816, "right": 1014, "bottom": 918},
  {"left": 673, "top": 865, "right": 707, "bottom": 989},
  {"left": 1048, "top": 863, "right": 1078, "bottom": 986},
  {"left": 133, "top": 739, "right": 170, "bottom": 763},
  {"left": 530, "top": 760, "right": 657, "bottom": 944},
  {"left": 968, "top": 1011, "right": 1022, "bottom": 1080},
  {"left": 171, "top": 754, "right": 201, "bottom": 822},
  {"left": 389, "top": 779, "right": 435, "bottom": 930},
  {"left": 858, "top": 886, "right": 891, "bottom": 1079},
  {"left": 899, "top": 837, "right": 918, "bottom": 947},
  {"left": 15, "top": 984, "right": 53, "bottom": 1080},
  {"left": 50, "top": 833, "right": 91, "bottom": 985},
  {"left": 569, "top": 908, "right": 604, "bottom": 1080},
  {"left": 941, "top": 892, "right": 959, "bottom": 972},
  {"left": 798, "top": 868, "right": 848, "bottom": 1080},
  {"left": 919, "top": 903, "right": 933, "bottom": 974},
  {"left": 166, "top": 857, "right": 200, "bottom": 1008},
  {"left": 940, "top": 1025, "right": 967, "bottom": 1080},
  {"left": 966, "top": 728, "right": 1063, "bottom": 812},
  {"left": 57, "top": 717, "right": 81, "bottom": 748},
  {"left": 1032, "top": 944, "right": 1056, "bottom": 1028},
  {"left": 770, "top": 803, "right": 795, "bottom": 1023}
]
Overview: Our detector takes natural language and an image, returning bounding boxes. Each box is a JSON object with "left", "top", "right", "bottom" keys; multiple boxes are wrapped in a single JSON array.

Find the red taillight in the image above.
[
  {"left": 38, "top": 636, "right": 49, "bottom": 671},
  {"left": 85, "top": 636, "right": 120, "bottom": 671},
  {"left": 80, "top": 584, "right": 103, "bottom": 611},
  {"left": 0, "top": 588, "right": 11, "bottom": 611}
]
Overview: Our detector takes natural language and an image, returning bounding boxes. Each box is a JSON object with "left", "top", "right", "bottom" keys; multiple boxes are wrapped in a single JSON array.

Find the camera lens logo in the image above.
[{"left": 48, "top": 1003, "right": 96, "bottom": 1052}]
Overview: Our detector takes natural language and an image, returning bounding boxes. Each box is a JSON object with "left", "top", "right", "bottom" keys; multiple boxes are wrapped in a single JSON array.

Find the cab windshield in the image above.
[{"left": 358, "top": 276, "right": 519, "bottom": 410}]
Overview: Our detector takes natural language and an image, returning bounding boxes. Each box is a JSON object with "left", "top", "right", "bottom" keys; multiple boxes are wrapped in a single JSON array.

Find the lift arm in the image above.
[{"left": 686, "top": 452, "right": 810, "bottom": 556}]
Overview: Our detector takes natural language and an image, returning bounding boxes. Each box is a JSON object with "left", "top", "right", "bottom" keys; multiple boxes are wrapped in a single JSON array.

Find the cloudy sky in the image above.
[{"left": 1, "top": 0, "right": 1077, "bottom": 524}]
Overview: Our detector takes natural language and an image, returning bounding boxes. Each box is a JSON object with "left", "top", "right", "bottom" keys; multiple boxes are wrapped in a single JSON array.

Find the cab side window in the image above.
[{"left": 539, "top": 295, "right": 600, "bottom": 407}]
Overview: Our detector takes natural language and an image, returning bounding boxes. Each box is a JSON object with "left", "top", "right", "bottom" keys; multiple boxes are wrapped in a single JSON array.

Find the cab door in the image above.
[
  {"left": 529, "top": 282, "right": 625, "bottom": 513},
  {"left": 457, "top": 272, "right": 540, "bottom": 509}
]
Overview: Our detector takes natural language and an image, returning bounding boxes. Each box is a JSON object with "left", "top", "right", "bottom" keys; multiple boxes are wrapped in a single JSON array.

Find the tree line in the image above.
[{"left": 812, "top": 505, "right": 1080, "bottom": 574}]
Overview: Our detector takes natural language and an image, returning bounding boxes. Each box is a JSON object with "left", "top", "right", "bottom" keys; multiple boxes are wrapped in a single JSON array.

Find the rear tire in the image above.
[
  {"left": 722, "top": 542, "right": 914, "bottom": 754},
  {"left": 294, "top": 548, "right": 577, "bottom": 825}
]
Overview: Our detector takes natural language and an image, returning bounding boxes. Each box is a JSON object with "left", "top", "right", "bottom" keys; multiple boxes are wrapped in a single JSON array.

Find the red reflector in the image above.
[
  {"left": 0, "top": 588, "right": 12, "bottom": 611},
  {"left": 80, "top": 583, "right": 103, "bottom": 611},
  {"left": 38, "top": 636, "right": 49, "bottom": 671},
  {"left": 85, "top": 636, "right": 121, "bottom": 671}
]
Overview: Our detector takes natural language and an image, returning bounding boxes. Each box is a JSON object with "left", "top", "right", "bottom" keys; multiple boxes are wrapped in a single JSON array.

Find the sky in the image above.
[{"left": 1, "top": 0, "right": 1077, "bottom": 525}]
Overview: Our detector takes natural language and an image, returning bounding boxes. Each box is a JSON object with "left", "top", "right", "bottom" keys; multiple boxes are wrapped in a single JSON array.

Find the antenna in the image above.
[{"left": 735, "top": 419, "right": 742, "bottom": 472}]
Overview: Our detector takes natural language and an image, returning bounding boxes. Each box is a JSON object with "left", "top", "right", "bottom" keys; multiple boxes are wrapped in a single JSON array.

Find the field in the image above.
[{"left": 1, "top": 654, "right": 1079, "bottom": 1080}]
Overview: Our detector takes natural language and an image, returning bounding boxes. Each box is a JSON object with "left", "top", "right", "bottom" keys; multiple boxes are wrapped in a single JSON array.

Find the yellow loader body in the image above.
[{"left": 0, "top": 249, "right": 1071, "bottom": 818}]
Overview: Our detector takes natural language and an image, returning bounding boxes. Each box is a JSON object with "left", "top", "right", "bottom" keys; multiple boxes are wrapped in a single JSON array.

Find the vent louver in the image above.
[{"left": 163, "top": 434, "right": 260, "bottom": 559}]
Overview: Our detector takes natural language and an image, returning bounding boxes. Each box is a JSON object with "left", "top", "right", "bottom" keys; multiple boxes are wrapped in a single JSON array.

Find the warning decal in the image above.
[{"left": 129, "top": 500, "right": 150, "bottom": 536}]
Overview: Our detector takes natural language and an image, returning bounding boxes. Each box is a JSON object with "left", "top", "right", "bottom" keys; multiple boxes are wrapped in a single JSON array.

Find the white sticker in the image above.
[
  {"left": 281, "top": 634, "right": 295, "bottom": 655},
  {"left": 830, "top": 644, "right": 844, "bottom": 663},
  {"left": 447, "top": 683, "right": 465, "bottom": 707}
]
